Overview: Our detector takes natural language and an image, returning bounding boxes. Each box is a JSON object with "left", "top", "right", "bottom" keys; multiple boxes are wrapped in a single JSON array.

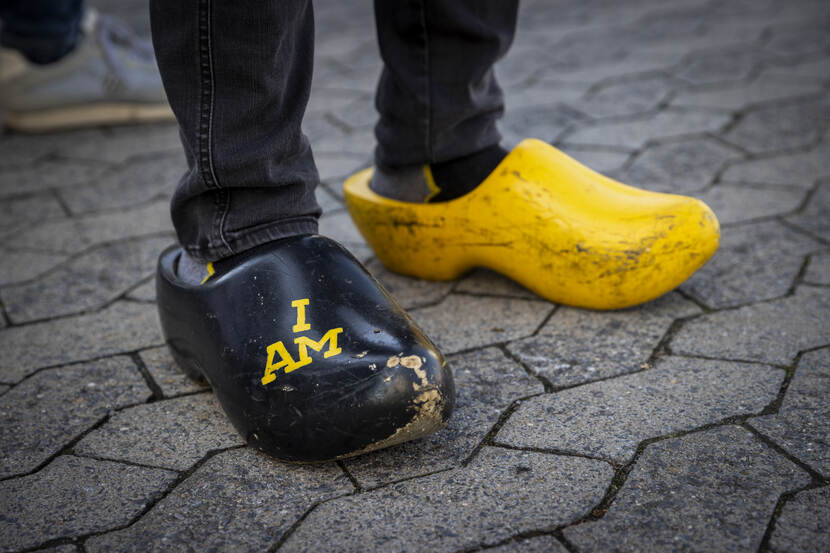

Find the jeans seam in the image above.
[
  {"left": 218, "top": 189, "right": 232, "bottom": 251},
  {"left": 197, "top": 0, "right": 233, "bottom": 255},
  {"left": 418, "top": 0, "right": 433, "bottom": 162}
]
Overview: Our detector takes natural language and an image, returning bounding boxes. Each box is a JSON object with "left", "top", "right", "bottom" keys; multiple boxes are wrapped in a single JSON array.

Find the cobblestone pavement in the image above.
[{"left": 1, "top": 0, "right": 829, "bottom": 551}]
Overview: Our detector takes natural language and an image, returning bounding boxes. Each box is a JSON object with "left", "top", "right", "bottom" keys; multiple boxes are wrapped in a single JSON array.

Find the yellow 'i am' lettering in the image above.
[
  {"left": 291, "top": 298, "right": 311, "bottom": 332},
  {"left": 262, "top": 299, "right": 344, "bottom": 386},
  {"left": 295, "top": 327, "right": 344, "bottom": 361},
  {"left": 262, "top": 340, "right": 311, "bottom": 385}
]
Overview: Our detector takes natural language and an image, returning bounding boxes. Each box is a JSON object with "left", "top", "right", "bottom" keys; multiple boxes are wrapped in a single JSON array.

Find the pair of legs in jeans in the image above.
[
  {"left": 149, "top": 1, "right": 518, "bottom": 263},
  {"left": 152, "top": 1, "right": 521, "bottom": 462}
]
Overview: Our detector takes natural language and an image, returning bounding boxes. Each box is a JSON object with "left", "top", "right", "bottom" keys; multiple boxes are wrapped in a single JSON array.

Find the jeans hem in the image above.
[{"left": 183, "top": 216, "right": 319, "bottom": 262}]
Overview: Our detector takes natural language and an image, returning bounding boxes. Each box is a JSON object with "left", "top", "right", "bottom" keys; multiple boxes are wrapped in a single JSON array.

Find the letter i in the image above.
[{"left": 291, "top": 298, "right": 311, "bottom": 332}]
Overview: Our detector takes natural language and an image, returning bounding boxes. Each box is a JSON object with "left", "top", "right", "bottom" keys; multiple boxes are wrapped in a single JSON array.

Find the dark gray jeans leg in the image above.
[
  {"left": 150, "top": 0, "right": 321, "bottom": 263},
  {"left": 373, "top": 0, "right": 519, "bottom": 168}
]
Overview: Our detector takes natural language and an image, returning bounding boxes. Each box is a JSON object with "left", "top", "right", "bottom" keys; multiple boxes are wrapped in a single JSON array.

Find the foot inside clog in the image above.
[{"left": 370, "top": 144, "right": 508, "bottom": 203}]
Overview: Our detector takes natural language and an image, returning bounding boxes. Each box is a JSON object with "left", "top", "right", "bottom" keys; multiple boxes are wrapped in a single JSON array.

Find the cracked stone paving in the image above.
[{"left": 1, "top": 0, "right": 829, "bottom": 551}]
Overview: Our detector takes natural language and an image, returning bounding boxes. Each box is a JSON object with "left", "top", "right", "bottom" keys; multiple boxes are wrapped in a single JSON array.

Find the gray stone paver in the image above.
[
  {"left": 85, "top": 448, "right": 353, "bottom": 553},
  {"left": 410, "top": 294, "right": 553, "bottom": 354},
  {"left": 501, "top": 104, "right": 587, "bottom": 147},
  {"left": 674, "top": 45, "right": 770, "bottom": 86},
  {"left": 126, "top": 277, "right": 155, "bottom": 302},
  {"left": 314, "top": 152, "right": 371, "bottom": 185},
  {"left": 0, "top": 301, "right": 163, "bottom": 383},
  {"left": 363, "top": 258, "right": 454, "bottom": 310},
  {"left": 0, "top": 455, "right": 177, "bottom": 552},
  {"left": 1, "top": 0, "right": 829, "bottom": 551},
  {"left": 455, "top": 268, "right": 538, "bottom": 300},
  {"left": 0, "top": 249, "right": 69, "bottom": 287},
  {"left": 305, "top": 80, "right": 365, "bottom": 112},
  {"left": 75, "top": 393, "right": 244, "bottom": 471},
  {"left": 342, "top": 242, "right": 374, "bottom": 264},
  {"left": 770, "top": 486, "right": 830, "bottom": 553},
  {"left": 563, "top": 426, "right": 812, "bottom": 553},
  {"left": 54, "top": 123, "right": 182, "bottom": 163},
  {"left": 0, "top": 356, "right": 150, "bottom": 478},
  {"left": 496, "top": 356, "right": 783, "bottom": 462},
  {"left": 1, "top": 235, "right": 171, "bottom": 323},
  {"left": 501, "top": 80, "right": 588, "bottom": 111},
  {"left": 317, "top": 38, "right": 379, "bottom": 73},
  {"left": 138, "top": 346, "right": 208, "bottom": 397},
  {"left": 804, "top": 252, "right": 830, "bottom": 285},
  {"left": 723, "top": 98, "right": 830, "bottom": 154},
  {"left": 0, "top": 192, "right": 65, "bottom": 235},
  {"left": 343, "top": 347, "right": 544, "bottom": 488},
  {"left": 787, "top": 180, "right": 830, "bottom": 242},
  {"left": 11, "top": 199, "right": 172, "bottom": 254},
  {"left": 680, "top": 220, "right": 823, "bottom": 309},
  {"left": 514, "top": 0, "right": 649, "bottom": 35},
  {"left": 670, "top": 74, "right": 823, "bottom": 111},
  {"left": 0, "top": 130, "right": 101, "bottom": 170},
  {"left": 748, "top": 347, "right": 830, "bottom": 477},
  {"left": 720, "top": 140, "right": 830, "bottom": 188},
  {"left": 562, "top": 109, "right": 731, "bottom": 152},
  {"left": 314, "top": 184, "right": 345, "bottom": 213},
  {"left": 317, "top": 214, "right": 373, "bottom": 264},
  {"left": 620, "top": 137, "right": 741, "bottom": 194},
  {"left": 556, "top": 147, "right": 630, "bottom": 175},
  {"left": 57, "top": 153, "right": 183, "bottom": 214},
  {"left": 496, "top": 47, "right": 562, "bottom": 89},
  {"left": 699, "top": 2, "right": 816, "bottom": 27},
  {"left": 32, "top": 546, "right": 78, "bottom": 553},
  {"left": 485, "top": 535, "right": 569, "bottom": 553},
  {"left": 544, "top": 28, "right": 635, "bottom": 74},
  {"left": 301, "top": 111, "right": 350, "bottom": 145},
  {"left": 283, "top": 447, "right": 613, "bottom": 553},
  {"left": 315, "top": 64, "right": 380, "bottom": 96},
  {"left": 508, "top": 292, "right": 700, "bottom": 388},
  {"left": 310, "top": 124, "right": 375, "bottom": 156},
  {"left": 569, "top": 75, "right": 676, "bottom": 120},
  {"left": 695, "top": 183, "right": 806, "bottom": 225},
  {"left": 765, "top": 24, "right": 830, "bottom": 57},
  {"left": 762, "top": 57, "right": 830, "bottom": 84},
  {"left": 670, "top": 286, "right": 830, "bottom": 365},
  {"left": 317, "top": 209, "right": 366, "bottom": 248},
  {"left": 681, "top": 23, "right": 774, "bottom": 52},
  {"left": 571, "top": 53, "right": 676, "bottom": 82},
  {"left": 329, "top": 96, "right": 379, "bottom": 131}
]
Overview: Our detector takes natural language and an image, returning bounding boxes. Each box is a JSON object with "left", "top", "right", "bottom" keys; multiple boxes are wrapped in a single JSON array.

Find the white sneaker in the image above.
[{"left": 0, "top": 9, "right": 174, "bottom": 132}]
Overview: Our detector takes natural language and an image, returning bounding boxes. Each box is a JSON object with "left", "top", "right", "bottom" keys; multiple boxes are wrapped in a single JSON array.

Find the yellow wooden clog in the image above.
[{"left": 343, "top": 138, "right": 719, "bottom": 310}]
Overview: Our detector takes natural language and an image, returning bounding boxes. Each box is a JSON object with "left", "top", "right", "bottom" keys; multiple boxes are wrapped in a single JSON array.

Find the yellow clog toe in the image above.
[{"left": 343, "top": 138, "right": 719, "bottom": 310}]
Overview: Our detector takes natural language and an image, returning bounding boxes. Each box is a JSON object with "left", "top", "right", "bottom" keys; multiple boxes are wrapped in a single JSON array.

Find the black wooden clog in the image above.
[{"left": 156, "top": 235, "right": 455, "bottom": 462}]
